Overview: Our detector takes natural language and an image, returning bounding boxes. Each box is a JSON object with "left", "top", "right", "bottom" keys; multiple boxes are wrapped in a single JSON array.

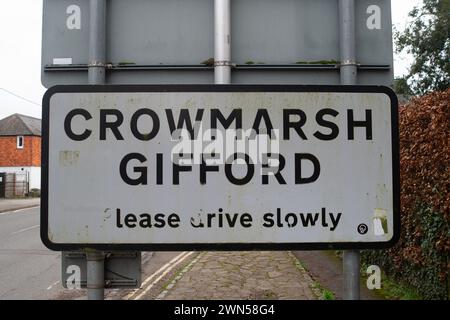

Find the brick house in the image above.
[{"left": 0, "top": 113, "right": 41, "bottom": 196}]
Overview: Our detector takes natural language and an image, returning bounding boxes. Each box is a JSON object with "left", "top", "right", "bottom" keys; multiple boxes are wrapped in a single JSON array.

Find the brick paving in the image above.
[{"left": 160, "top": 251, "right": 318, "bottom": 300}]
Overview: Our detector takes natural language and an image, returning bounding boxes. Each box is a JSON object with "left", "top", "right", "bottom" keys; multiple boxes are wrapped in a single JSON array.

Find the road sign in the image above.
[
  {"left": 41, "top": 84, "right": 399, "bottom": 251},
  {"left": 42, "top": 0, "right": 393, "bottom": 87}
]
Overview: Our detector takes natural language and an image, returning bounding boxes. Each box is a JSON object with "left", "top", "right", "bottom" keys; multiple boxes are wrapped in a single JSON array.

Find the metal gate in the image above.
[
  {"left": 2, "top": 172, "right": 29, "bottom": 198},
  {"left": 0, "top": 173, "right": 5, "bottom": 198}
]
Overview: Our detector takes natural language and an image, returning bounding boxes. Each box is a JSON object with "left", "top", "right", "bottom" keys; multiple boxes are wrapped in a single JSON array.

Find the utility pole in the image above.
[
  {"left": 86, "top": 0, "right": 107, "bottom": 300},
  {"left": 339, "top": 0, "right": 360, "bottom": 301}
]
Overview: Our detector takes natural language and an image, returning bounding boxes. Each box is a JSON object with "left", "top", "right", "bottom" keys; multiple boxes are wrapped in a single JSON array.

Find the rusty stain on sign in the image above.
[
  {"left": 373, "top": 208, "right": 388, "bottom": 236},
  {"left": 59, "top": 150, "right": 80, "bottom": 166}
]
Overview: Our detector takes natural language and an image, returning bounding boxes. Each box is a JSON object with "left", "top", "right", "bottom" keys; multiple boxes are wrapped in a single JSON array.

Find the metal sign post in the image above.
[
  {"left": 58, "top": 0, "right": 141, "bottom": 300},
  {"left": 86, "top": 0, "right": 106, "bottom": 300},
  {"left": 339, "top": 0, "right": 360, "bottom": 300},
  {"left": 214, "top": 0, "right": 231, "bottom": 85}
]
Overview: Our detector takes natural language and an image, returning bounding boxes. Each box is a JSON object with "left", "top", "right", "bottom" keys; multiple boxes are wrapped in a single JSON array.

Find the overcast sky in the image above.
[{"left": 0, "top": 0, "right": 422, "bottom": 120}]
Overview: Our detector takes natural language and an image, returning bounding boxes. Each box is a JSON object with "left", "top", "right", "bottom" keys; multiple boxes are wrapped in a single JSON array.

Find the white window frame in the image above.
[{"left": 17, "top": 136, "right": 24, "bottom": 149}]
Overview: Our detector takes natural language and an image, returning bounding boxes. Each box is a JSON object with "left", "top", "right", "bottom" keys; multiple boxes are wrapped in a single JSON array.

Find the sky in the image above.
[{"left": 0, "top": 0, "right": 423, "bottom": 120}]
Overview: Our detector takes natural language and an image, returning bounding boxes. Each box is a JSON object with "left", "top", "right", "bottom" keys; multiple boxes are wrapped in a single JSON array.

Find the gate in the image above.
[
  {"left": 0, "top": 173, "right": 5, "bottom": 198},
  {"left": 3, "top": 172, "right": 29, "bottom": 198}
]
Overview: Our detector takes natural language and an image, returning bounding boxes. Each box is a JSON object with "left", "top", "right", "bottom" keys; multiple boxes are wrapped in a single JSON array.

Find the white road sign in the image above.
[{"left": 41, "top": 85, "right": 399, "bottom": 250}]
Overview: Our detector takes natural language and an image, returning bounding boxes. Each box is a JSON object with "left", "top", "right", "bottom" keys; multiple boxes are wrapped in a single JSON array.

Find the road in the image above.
[
  {"left": 0, "top": 206, "right": 59, "bottom": 299},
  {"left": 0, "top": 205, "right": 377, "bottom": 300},
  {"left": 0, "top": 206, "right": 188, "bottom": 300}
]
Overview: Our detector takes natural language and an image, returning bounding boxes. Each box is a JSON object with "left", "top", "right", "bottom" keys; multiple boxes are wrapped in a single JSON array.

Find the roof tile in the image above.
[{"left": 0, "top": 113, "right": 41, "bottom": 136}]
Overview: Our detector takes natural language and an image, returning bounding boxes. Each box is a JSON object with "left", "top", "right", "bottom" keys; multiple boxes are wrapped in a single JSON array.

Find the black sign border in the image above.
[{"left": 41, "top": 84, "right": 400, "bottom": 251}]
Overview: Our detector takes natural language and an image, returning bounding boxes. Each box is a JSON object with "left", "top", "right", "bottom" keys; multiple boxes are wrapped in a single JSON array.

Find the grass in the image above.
[
  {"left": 359, "top": 260, "right": 423, "bottom": 300},
  {"left": 161, "top": 265, "right": 185, "bottom": 291},
  {"left": 334, "top": 251, "right": 423, "bottom": 300},
  {"left": 322, "top": 289, "right": 336, "bottom": 300},
  {"left": 311, "top": 282, "right": 336, "bottom": 300},
  {"left": 361, "top": 266, "right": 423, "bottom": 300}
]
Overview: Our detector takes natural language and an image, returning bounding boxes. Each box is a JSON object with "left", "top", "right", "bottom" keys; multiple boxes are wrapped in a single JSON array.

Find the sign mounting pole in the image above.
[
  {"left": 339, "top": 0, "right": 360, "bottom": 300},
  {"left": 86, "top": 0, "right": 107, "bottom": 300},
  {"left": 214, "top": 0, "right": 231, "bottom": 85}
]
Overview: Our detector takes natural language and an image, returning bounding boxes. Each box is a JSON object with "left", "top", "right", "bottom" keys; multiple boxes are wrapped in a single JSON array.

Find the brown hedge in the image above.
[
  {"left": 363, "top": 88, "right": 449, "bottom": 299},
  {"left": 399, "top": 89, "right": 449, "bottom": 261}
]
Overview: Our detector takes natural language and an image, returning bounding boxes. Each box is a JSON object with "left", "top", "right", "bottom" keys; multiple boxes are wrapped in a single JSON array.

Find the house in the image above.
[{"left": 0, "top": 113, "right": 41, "bottom": 197}]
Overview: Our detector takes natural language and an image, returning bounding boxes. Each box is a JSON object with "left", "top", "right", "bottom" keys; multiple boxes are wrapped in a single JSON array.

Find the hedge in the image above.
[{"left": 362, "top": 89, "right": 449, "bottom": 300}]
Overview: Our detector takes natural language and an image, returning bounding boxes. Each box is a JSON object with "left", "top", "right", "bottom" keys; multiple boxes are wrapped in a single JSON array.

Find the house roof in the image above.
[{"left": 0, "top": 113, "right": 41, "bottom": 136}]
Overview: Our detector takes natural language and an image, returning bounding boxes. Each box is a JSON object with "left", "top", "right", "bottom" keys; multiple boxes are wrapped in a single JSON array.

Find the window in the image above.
[{"left": 17, "top": 136, "right": 24, "bottom": 149}]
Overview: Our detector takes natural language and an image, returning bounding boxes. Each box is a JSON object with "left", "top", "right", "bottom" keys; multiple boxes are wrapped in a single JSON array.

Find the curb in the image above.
[
  {"left": 156, "top": 252, "right": 204, "bottom": 300},
  {"left": 288, "top": 251, "right": 324, "bottom": 299}
]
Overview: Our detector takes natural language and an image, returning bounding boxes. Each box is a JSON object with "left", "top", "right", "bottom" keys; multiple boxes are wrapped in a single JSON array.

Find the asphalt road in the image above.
[
  {"left": 0, "top": 206, "right": 184, "bottom": 300},
  {"left": 0, "top": 206, "right": 60, "bottom": 299}
]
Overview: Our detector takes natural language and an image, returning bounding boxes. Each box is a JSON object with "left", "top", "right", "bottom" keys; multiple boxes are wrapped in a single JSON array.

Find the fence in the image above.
[{"left": 1, "top": 172, "right": 30, "bottom": 198}]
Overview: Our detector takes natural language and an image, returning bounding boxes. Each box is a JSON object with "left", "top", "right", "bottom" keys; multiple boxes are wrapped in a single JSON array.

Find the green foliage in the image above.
[
  {"left": 395, "top": 0, "right": 450, "bottom": 95},
  {"left": 322, "top": 289, "right": 335, "bottom": 300},
  {"left": 309, "top": 281, "right": 336, "bottom": 300},
  {"left": 362, "top": 205, "right": 448, "bottom": 299},
  {"left": 360, "top": 262, "right": 422, "bottom": 300},
  {"left": 379, "top": 274, "right": 423, "bottom": 300},
  {"left": 394, "top": 77, "right": 413, "bottom": 96}
]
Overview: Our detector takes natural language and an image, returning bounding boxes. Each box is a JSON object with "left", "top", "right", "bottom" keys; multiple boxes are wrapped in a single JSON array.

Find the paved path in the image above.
[{"left": 159, "top": 251, "right": 318, "bottom": 300}]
